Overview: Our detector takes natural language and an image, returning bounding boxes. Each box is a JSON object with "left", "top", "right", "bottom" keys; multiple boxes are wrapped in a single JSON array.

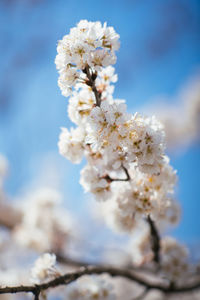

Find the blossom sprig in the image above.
[
  {"left": 98, "top": 156, "right": 178, "bottom": 233},
  {"left": 14, "top": 187, "right": 75, "bottom": 252},
  {"left": 0, "top": 19, "right": 200, "bottom": 300},
  {"left": 31, "top": 253, "right": 59, "bottom": 284},
  {"left": 55, "top": 20, "right": 120, "bottom": 97},
  {"left": 56, "top": 20, "right": 179, "bottom": 232}
]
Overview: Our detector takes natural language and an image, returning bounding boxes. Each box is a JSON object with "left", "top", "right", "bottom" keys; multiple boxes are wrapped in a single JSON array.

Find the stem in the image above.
[
  {"left": 34, "top": 290, "right": 40, "bottom": 300},
  {"left": 147, "top": 215, "right": 160, "bottom": 264},
  {"left": 104, "top": 165, "right": 131, "bottom": 182},
  {"left": 122, "top": 165, "right": 131, "bottom": 181},
  {"left": 83, "top": 65, "right": 101, "bottom": 107}
]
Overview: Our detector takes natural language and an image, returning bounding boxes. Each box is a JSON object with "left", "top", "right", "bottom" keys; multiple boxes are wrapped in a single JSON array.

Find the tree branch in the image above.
[
  {"left": 0, "top": 265, "right": 200, "bottom": 297},
  {"left": 33, "top": 289, "right": 40, "bottom": 300}
]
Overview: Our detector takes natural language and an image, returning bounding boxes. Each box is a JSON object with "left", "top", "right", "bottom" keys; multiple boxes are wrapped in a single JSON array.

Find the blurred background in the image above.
[{"left": 0, "top": 0, "right": 200, "bottom": 246}]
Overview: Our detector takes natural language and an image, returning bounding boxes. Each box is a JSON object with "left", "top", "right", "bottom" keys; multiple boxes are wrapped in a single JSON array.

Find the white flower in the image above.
[
  {"left": 125, "top": 114, "right": 166, "bottom": 174},
  {"left": 65, "top": 274, "right": 116, "bottom": 300},
  {"left": 80, "top": 165, "right": 111, "bottom": 201},
  {"left": 102, "top": 24, "right": 120, "bottom": 51},
  {"left": 98, "top": 66, "right": 118, "bottom": 84},
  {"left": 68, "top": 88, "right": 95, "bottom": 125},
  {"left": 58, "top": 67, "right": 79, "bottom": 97},
  {"left": 31, "top": 253, "right": 57, "bottom": 283},
  {"left": 100, "top": 195, "right": 136, "bottom": 233},
  {"left": 56, "top": 20, "right": 178, "bottom": 234},
  {"left": 89, "top": 49, "right": 116, "bottom": 70},
  {"left": 95, "top": 156, "right": 177, "bottom": 233},
  {"left": 128, "top": 219, "right": 153, "bottom": 266},
  {"left": 86, "top": 100, "right": 130, "bottom": 154},
  {"left": 14, "top": 187, "right": 74, "bottom": 252},
  {"left": 160, "top": 237, "right": 190, "bottom": 283},
  {"left": 58, "top": 126, "right": 85, "bottom": 163},
  {"left": 155, "top": 198, "right": 180, "bottom": 230},
  {"left": 101, "top": 100, "right": 129, "bottom": 126}
]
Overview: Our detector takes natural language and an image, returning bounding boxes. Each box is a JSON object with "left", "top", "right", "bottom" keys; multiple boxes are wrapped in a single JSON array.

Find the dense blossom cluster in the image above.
[
  {"left": 160, "top": 237, "right": 191, "bottom": 283},
  {"left": 0, "top": 19, "right": 199, "bottom": 300},
  {"left": 128, "top": 220, "right": 153, "bottom": 265},
  {"left": 56, "top": 20, "right": 179, "bottom": 234},
  {"left": 55, "top": 20, "right": 120, "bottom": 97},
  {"left": 14, "top": 187, "right": 74, "bottom": 252},
  {"left": 99, "top": 156, "right": 178, "bottom": 232},
  {"left": 54, "top": 20, "right": 194, "bottom": 297}
]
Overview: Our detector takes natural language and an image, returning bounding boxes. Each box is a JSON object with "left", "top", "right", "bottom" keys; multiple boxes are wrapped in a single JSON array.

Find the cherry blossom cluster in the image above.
[
  {"left": 65, "top": 274, "right": 116, "bottom": 300},
  {"left": 160, "top": 237, "right": 191, "bottom": 283},
  {"left": 31, "top": 253, "right": 58, "bottom": 284},
  {"left": 55, "top": 20, "right": 119, "bottom": 97},
  {"left": 56, "top": 20, "right": 179, "bottom": 233},
  {"left": 0, "top": 20, "right": 200, "bottom": 300},
  {"left": 13, "top": 187, "right": 75, "bottom": 252},
  {"left": 97, "top": 156, "right": 179, "bottom": 232},
  {"left": 127, "top": 225, "right": 192, "bottom": 283}
]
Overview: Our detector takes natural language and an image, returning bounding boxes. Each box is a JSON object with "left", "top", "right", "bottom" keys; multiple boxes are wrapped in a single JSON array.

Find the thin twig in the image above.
[
  {"left": 104, "top": 165, "right": 131, "bottom": 182},
  {"left": 122, "top": 165, "right": 131, "bottom": 181},
  {"left": 147, "top": 215, "right": 160, "bottom": 264},
  {"left": 83, "top": 65, "right": 101, "bottom": 107}
]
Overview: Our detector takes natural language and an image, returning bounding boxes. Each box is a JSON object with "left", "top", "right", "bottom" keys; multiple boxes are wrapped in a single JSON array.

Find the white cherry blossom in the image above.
[
  {"left": 31, "top": 253, "right": 57, "bottom": 284},
  {"left": 65, "top": 274, "right": 116, "bottom": 300},
  {"left": 58, "top": 126, "right": 85, "bottom": 163}
]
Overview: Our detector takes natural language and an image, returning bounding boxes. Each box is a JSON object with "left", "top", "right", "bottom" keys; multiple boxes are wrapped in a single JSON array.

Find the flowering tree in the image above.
[{"left": 0, "top": 20, "right": 200, "bottom": 300}]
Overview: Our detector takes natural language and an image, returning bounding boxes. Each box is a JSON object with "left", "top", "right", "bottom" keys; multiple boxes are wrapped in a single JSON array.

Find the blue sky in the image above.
[{"left": 0, "top": 0, "right": 200, "bottom": 244}]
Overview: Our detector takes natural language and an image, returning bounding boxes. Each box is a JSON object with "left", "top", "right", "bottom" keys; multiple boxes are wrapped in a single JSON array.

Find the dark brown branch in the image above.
[
  {"left": 147, "top": 215, "right": 160, "bottom": 264},
  {"left": 122, "top": 165, "right": 131, "bottom": 181},
  {"left": 0, "top": 265, "right": 200, "bottom": 297},
  {"left": 33, "top": 289, "right": 40, "bottom": 300},
  {"left": 56, "top": 251, "right": 157, "bottom": 275},
  {"left": 104, "top": 165, "right": 131, "bottom": 182},
  {"left": 83, "top": 65, "right": 101, "bottom": 107},
  {"left": 104, "top": 175, "right": 129, "bottom": 183}
]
